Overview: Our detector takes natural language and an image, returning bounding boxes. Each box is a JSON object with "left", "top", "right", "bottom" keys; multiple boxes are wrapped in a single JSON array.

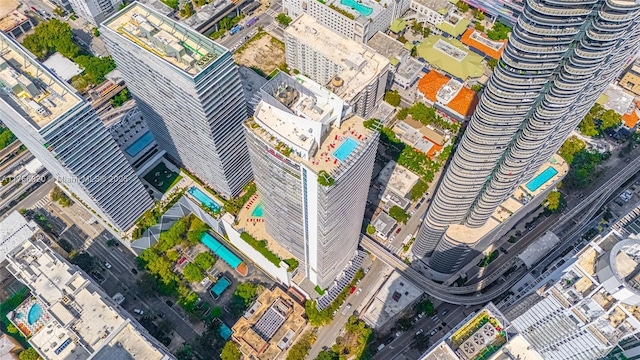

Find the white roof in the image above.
[
  {"left": 42, "top": 53, "right": 83, "bottom": 82},
  {"left": 0, "top": 211, "right": 37, "bottom": 262},
  {"left": 24, "top": 158, "right": 43, "bottom": 174},
  {"left": 518, "top": 231, "right": 561, "bottom": 267}
]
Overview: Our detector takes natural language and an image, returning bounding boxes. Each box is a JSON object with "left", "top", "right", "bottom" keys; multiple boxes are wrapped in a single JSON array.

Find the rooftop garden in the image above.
[
  {"left": 239, "top": 232, "right": 282, "bottom": 267},
  {"left": 328, "top": 3, "right": 356, "bottom": 19},
  {"left": 450, "top": 311, "right": 505, "bottom": 349},
  {"left": 143, "top": 162, "right": 183, "bottom": 194},
  {"left": 131, "top": 188, "right": 186, "bottom": 239},
  {"left": 317, "top": 170, "right": 335, "bottom": 187}
]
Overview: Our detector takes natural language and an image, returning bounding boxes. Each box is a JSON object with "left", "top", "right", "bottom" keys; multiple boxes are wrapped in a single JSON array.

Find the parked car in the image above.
[
  {"left": 349, "top": 286, "right": 357, "bottom": 294},
  {"left": 104, "top": 262, "right": 112, "bottom": 269},
  {"left": 429, "top": 329, "right": 437, "bottom": 336},
  {"left": 355, "top": 288, "right": 362, "bottom": 296},
  {"left": 416, "top": 329, "right": 424, "bottom": 336},
  {"left": 342, "top": 303, "right": 352, "bottom": 316},
  {"left": 395, "top": 227, "right": 402, "bottom": 234},
  {"left": 441, "top": 309, "right": 449, "bottom": 316},
  {"left": 133, "top": 309, "right": 144, "bottom": 315}
]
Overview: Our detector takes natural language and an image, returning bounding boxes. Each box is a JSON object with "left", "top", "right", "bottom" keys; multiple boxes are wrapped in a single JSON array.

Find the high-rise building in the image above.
[
  {"left": 504, "top": 235, "right": 640, "bottom": 360},
  {"left": 4, "top": 219, "right": 173, "bottom": 359},
  {"left": 101, "top": 3, "right": 252, "bottom": 198},
  {"left": 284, "top": 14, "right": 390, "bottom": 119},
  {"left": 0, "top": 33, "right": 152, "bottom": 231},
  {"left": 244, "top": 72, "right": 378, "bottom": 288},
  {"left": 68, "top": 0, "right": 122, "bottom": 25},
  {"left": 459, "top": 0, "right": 524, "bottom": 25},
  {"left": 282, "top": 0, "right": 410, "bottom": 43},
  {"left": 413, "top": 0, "right": 640, "bottom": 277}
]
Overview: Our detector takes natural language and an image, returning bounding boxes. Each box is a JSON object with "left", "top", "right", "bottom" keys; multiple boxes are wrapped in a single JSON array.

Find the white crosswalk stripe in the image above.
[
  {"left": 266, "top": 9, "right": 278, "bottom": 16},
  {"left": 32, "top": 197, "right": 51, "bottom": 209},
  {"left": 265, "top": 23, "right": 277, "bottom": 32}
]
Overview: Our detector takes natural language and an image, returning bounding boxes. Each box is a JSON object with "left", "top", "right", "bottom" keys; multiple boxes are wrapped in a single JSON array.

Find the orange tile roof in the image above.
[
  {"left": 460, "top": 29, "right": 506, "bottom": 60},
  {"left": 418, "top": 70, "right": 450, "bottom": 102},
  {"left": 622, "top": 109, "right": 639, "bottom": 128},
  {"left": 426, "top": 142, "right": 443, "bottom": 160},
  {"left": 447, "top": 87, "right": 478, "bottom": 118}
]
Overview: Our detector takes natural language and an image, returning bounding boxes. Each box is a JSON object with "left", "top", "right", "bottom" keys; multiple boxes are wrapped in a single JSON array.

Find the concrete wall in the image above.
[{"left": 220, "top": 215, "right": 292, "bottom": 287}]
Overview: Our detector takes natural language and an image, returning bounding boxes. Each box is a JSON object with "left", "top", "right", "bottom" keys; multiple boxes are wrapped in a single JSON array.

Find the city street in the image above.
[
  {"left": 307, "top": 259, "right": 391, "bottom": 359},
  {"left": 374, "top": 303, "right": 483, "bottom": 360},
  {"left": 217, "top": 0, "right": 283, "bottom": 51}
]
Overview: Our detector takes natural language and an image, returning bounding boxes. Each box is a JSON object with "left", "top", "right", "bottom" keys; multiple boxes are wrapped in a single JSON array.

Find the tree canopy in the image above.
[
  {"left": 558, "top": 136, "right": 586, "bottom": 164},
  {"left": 579, "top": 103, "right": 622, "bottom": 137},
  {"left": 18, "top": 348, "right": 39, "bottom": 360},
  {"left": 194, "top": 252, "right": 215, "bottom": 270},
  {"left": 183, "top": 263, "right": 204, "bottom": 283},
  {"left": 564, "top": 150, "right": 605, "bottom": 189},
  {"left": 276, "top": 13, "right": 292, "bottom": 26},
  {"left": 220, "top": 341, "right": 241, "bottom": 360},
  {"left": 487, "top": 22, "right": 511, "bottom": 40},
  {"left": 22, "top": 20, "right": 80, "bottom": 60},
  {"left": 384, "top": 90, "right": 401, "bottom": 107},
  {"left": 389, "top": 205, "right": 410, "bottom": 224},
  {"left": 0, "top": 127, "right": 16, "bottom": 150},
  {"left": 286, "top": 330, "right": 316, "bottom": 360},
  {"left": 544, "top": 191, "right": 564, "bottom": 212}
]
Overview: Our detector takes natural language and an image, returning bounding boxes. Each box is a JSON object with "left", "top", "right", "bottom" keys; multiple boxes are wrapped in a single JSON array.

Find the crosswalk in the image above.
[
  {"left": 264, "top": 22, "right": 277, "bottom": 32},
  {"left": 32, "top": 197, "right": 51, "bottom": 209},
  {"left": 265, "top": 8, "right": 279, "bottom": 17}
]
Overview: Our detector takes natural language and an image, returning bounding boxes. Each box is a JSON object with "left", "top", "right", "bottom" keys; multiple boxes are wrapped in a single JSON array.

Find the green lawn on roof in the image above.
[{"left": 143, "top": 162, "right": 182, "bottom": 194}]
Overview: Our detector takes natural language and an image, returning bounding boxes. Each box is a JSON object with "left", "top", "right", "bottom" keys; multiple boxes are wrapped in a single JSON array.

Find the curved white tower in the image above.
[{"left": 413, "top": 0, "right": 640, "bottom": 276}]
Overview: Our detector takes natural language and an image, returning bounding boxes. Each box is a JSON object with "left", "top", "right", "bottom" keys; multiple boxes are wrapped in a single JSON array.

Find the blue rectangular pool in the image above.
[
  {"left": 188, "top": 187, "right": 222, "bottom": 212},
  {"left": 201, "top": 233, "right": 242, "bottom": 269},
  {"left": 333, "top": 137, "right": 359, "bottom": 162},
  {"left": 125, "top": 132, "right": 154, "bottom": 157},
  {"left": 340, "top": 0, "right": 372, "bottom": 16},
  {"left": 210, "top": 277, "right": 231, "bottom": 299},
  {"left": 526, "top": 166, "right": 558, "bottom": 192}
]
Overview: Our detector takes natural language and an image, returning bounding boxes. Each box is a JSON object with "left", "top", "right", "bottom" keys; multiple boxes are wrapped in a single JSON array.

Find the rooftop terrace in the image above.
[
  {"left": 0, "top": 34, "right": 81, "bottom": 129},
  {"left": 103, "top": 2, "right": 225, "bottom": 76},
  {"left": 367, "top": 32, "right": 408, "bottom": 64},
  {"left": 286, "top": 14, "right": 389, "bottom": 102},
  {"left": 416, "top": 36, "right": 483, "bottom": 80}
]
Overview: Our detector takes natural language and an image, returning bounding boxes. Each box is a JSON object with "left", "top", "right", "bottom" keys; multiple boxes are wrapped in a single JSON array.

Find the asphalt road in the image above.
[
  {"left": 374, "top": 303, "right": 483, "bottom": 360},
  {"left": 217, "top": 0, "right": 283, "bottom": 51},
  {"left": 307, "top": 259, "right": 390, "bottom": 359}
]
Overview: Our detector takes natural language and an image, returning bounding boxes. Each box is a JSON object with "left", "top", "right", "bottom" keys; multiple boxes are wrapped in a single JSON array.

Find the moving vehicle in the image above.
[
  {"left": 133, "top": 309, "right": 144, "bottom": 315},
  {"left": 246, "top": 17, "right": 259, "bottom": 27},
  {"left": 349, "top": 286, "right": 357, "bottom": 294},
  {"left": 104, "top": 262, "right": 112, "bottom": 269},
  {"left": 341, "top": 303, "right": 352, "bottom": 316},
  {"left": 416, "top": 329, "right": 424, "bottom": 336},
  {"left": 429, "top": 329, "right": 437, "bottom": 336},
  {"left": 229, "top": 24, "right": 244, "bottom": 35},
  {"left": 441, "top": 309, "right": 449, "bottom": 316},
  {"left": 355, "top": 288, "right": 362, "bottom": 296}
]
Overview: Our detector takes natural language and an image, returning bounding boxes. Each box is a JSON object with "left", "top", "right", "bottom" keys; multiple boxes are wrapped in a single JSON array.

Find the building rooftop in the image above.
[
  {"left": 103, "top": 2, "right": 226, "bottom": 77},
  {"left": 248, "top": 73, "right": 375, "bottom": 177},
  {"left": 389, "top": 18, "right": 407, "bottom": 33},
  {"left": 416, "top": 36, "right": 484, "bottom": 80},
  {"left": 362, "top": 271, "right": 423, "bottom": 329},
  {"left": 372, "top": 211, "right": 397, "bottom": 238},
  {"left": 518, "top": 231, "right": 561, "bottom": 268},
  {"left": 460, "top": 29, "right": 506, "bottom": 60},
  {"left": 417, "top": 70, "right": 479, "bottom": 117},
  {"left": 0, "top": 211, "right": 38, "bottom": 263},
  {"left": 597, "top": 83, "right": 636, "bottom": 116},
  {"left": 286, "top": 14, "right": 389, "bottom": 103},
  {"left": 622, "top": 104, "right": 640, "bottom": 128},
  {"left": 0, "top": 10, "right": 29, "bottom": 32},
  {"left": 377, "top": 160, "right": 420, "bottom": 197},
  {"left": 367, "top": 32, "right": 409, "bottom": 65},
  {"left": 0, "top": 34, "right": 82, "bottom": 130},
  {"left": 42, "top": 53, "right": 83, "bottom": 82},
  {"left": 231, "top": 287, "right": 306, "bottom": 360},
  {"left": 412, "top": 0, "right": 451, "bottom": 13},
  {"left": 6, "top": 239, "right": 171, "bottom": 360},
  {"left": 435, "top": 11, "right": 470, "bottom": 37},
  {"left": 396, "top": 57, "right": 424, "bottom": 81},
  {"left": 488, "top": 334, "right": 543, "bottom": 360}
]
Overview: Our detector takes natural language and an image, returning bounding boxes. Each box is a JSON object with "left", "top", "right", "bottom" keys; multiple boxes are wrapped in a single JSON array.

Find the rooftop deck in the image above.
[
  {"left": 286, "top": 14, "right": 389, "bottom": 102},
  {"left": 0, "top": 34, "right": 81, "bottom": 129},
  {"left": 103, "top": 2, "right": 224, "bottom": 76}
]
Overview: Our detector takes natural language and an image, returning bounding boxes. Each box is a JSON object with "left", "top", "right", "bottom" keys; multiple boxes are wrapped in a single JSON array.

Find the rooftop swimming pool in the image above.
[
  {"left": 201, "top": 233, "right": 242, "bottom": 269},
  {"left": 251, "top": 203, "right": 264, "bottom": 217},
  {"left": 333, "top": 137, "right": 359, "bottom": 162},
  {"left": 210, "top": 277, "right": 231, "bottom": 300},
  {"left": 340, "top": 0, "right": 373, "bottom": 16},
  {"left": 188, "top": 187, "right": 222, "bottom": 212},
  {"left": 125, "top": 132, "right": 154, "bottom": 157},
  {"left": 526, "top": 166, "right": 558, "bottom": 192},
  {"left": 27, "top": 303, "right": 43, "bottom": 325}
]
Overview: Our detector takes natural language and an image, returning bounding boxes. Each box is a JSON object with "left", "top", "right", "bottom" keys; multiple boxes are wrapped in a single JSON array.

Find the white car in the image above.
[
  {"left": 133, "top": 309, "right": 144, "bottom": 315},
  {"left": 416, "top": 329, "right": 424, "bottom": 336},
  {"left": 355, "top": 288, "right": 362, "bottom": 296},
  {"left": 104, "top": 262, "right": 112, "bottom": 269},
  {"left": 429, "top": 329, "right": 437, "bottom": 336}
]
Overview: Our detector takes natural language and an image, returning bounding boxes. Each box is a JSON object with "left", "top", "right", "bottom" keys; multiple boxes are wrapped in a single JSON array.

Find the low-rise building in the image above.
[
  {"left": 393, "top": 120, "right": 449, "bottom": 158},
  {"left": 460, "top": 28, "right": 506, "bottom": 60},
  {"left": 597, "top": 83, "right": 639, "bottom": 133},
  {"left": 620, "top": 58, "right": 640, "bottom": 96},
  {"left": 367, "top": 32, "right": 423, "bottom": 92},
  {"left": 4, "top": 224, "right": 173, "bottom": 359},
  {"left": 362, "top": 271, "right": 423, "bottom": 329},
  {"left": 371, "top": 211, "right": 397, "bottom": 240},
  {"left": 381, "top": 189, "right": 411, "bottom": 212},
  {"left": 377, "top": 161, "right": 421, "bottom": 198},
  {"left": 232, "top": 287, "right": 306, "bottom": 360},
  {"left": 0, "top": 333, "right": 22, "bottom": 360},
  {"left": 416, "top": 36, "right": 484, "bottom": 81},
  {"left": 285, "top": 14, "right": 390, "bottom": 118},
  {"left": 0, "top": 10, "right": 33, "bottom": 39},
  {"left": 417, "top": 70, "right": 479, "bottom": 121},
  {"left": 410, "top": 0, "right": 452, "bottom": 27}
]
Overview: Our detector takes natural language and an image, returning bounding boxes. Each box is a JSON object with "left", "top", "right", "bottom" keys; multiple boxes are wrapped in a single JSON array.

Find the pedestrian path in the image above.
[{"left": 32, "top": 197, "right": 51, "bottom": 209}]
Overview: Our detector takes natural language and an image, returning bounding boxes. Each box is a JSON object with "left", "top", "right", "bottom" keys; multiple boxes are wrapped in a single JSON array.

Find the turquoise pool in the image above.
[
  {"left": 210, "top": 277, "right": 231, "bottom": 299},
  {"left": 251, "top": 203, "right": 264, "bottom": 217},
  {"left": 201, "top": 233, "right": 242, "bottom": 269},
  {"left": 28, "top": 303, "right": 43, "bottom": 325},
  {"left": 340, "top": 0, "right": 372, "bottom": 16},
  {"left": 189, "top": 187, "right": 222, "bottom": 212},
  {"left": 125, "top": 132, "right": 154, "bottom": 157},
  {"left": 219, "top": 322, "right": 232, "bottom": 340},
  {"left": 333, "top": 138, "right": 359, "bottom": 162},
  {"left": 526, "top": 166, "right": 558, "bottom": 192}
]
